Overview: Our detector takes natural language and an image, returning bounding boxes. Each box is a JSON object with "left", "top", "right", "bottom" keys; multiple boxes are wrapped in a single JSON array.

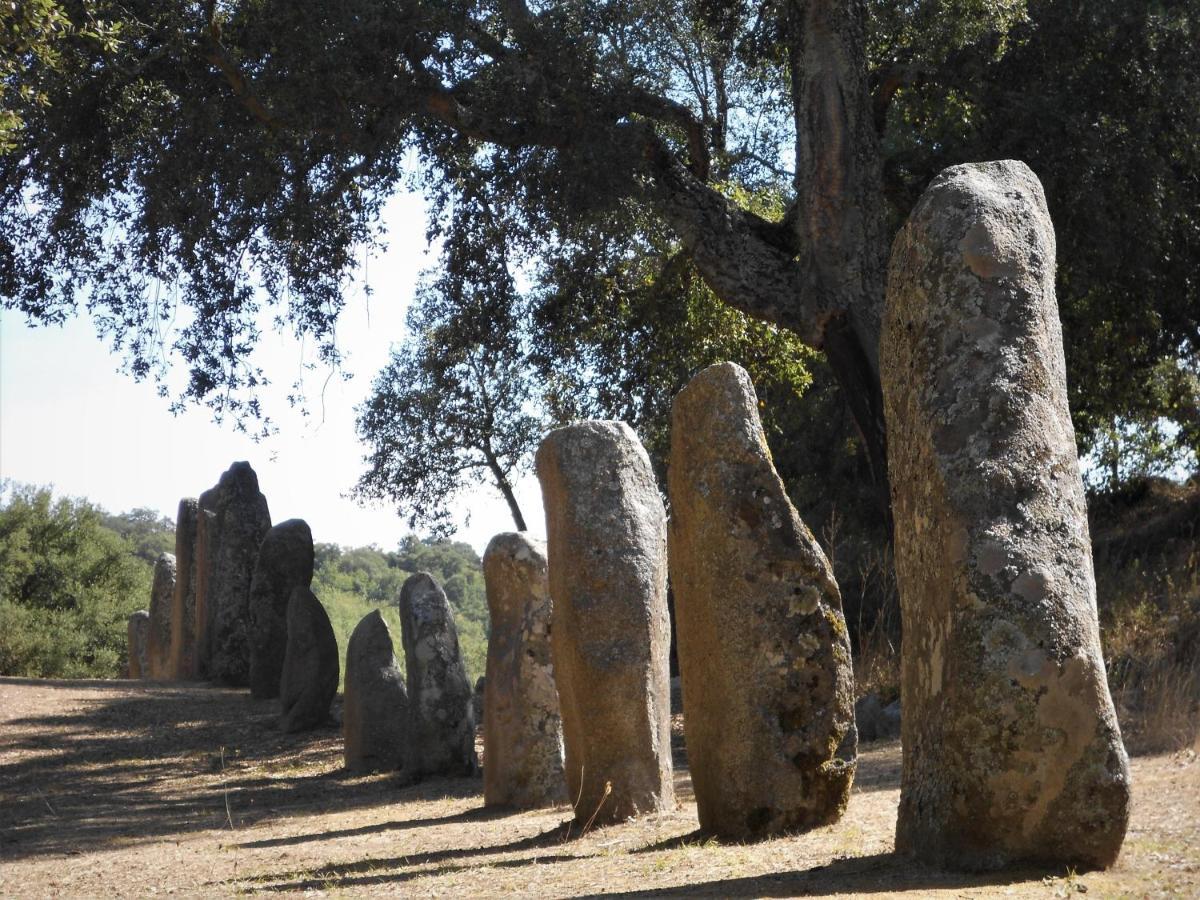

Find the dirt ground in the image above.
[{"left": 0, "top": 677, "right": 1196, "bottom": 898}]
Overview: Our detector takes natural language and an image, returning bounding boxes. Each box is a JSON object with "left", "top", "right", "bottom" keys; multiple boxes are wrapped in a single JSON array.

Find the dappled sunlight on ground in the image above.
[{"left": 0, "top": 677, "right": 1196, "bottom": 897}]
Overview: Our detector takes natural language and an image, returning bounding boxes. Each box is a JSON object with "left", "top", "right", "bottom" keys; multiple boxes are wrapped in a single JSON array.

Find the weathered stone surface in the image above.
[
  {"left": 279, "top": 586, "right": 339, "bottom": 733},
  {"left": 248, "top": 519, "right": 315, "bottom": 699},
  {"left": 472, "top": 676, "right": 486, "bottom": 724},
  {"left": 535, "top": 420, "right": 674, "bottom": 825},
  {"left": 343, "top": 610, "right": 410, "bottom": 773},
  {"left": 193, "top": 501, "right": 218, "bottom": 679},
  {"left": 668, "top": 362, "right": 857, "bottom": 838},
  {"left": 206, "top": 462, "right": 272, "bottom": 686},
  {"left": 881, "top": 160, "right": 1131, "bottom": 869},
  {"left": 482, "top": 532, "right": 565, "bottom": 809},
  {"left": 145, "top": 553, "right": 177, "bottom": 680},
  {"left": 127, "top": 610, "right": 150, "bottom": 679},
  {"left": 168, "top": 499, "right": 199, "bottom": 680},
  {"left": 855, "top": 693, "right": 901, "bottom": 744},
  {"left": 398, "top": 573, "right": 477, "bottom": 778}
]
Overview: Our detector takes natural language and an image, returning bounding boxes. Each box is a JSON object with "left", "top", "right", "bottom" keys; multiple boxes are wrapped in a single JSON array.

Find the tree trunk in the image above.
[
  {"left": 786, "top": 0, "right": 891, "bottom": 512},
  {"left": 483, "top": 448, "right": 528, "bottom": 532}
]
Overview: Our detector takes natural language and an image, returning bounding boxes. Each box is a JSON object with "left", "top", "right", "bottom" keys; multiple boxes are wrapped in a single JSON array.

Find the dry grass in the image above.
[{"left": 2, "top": 677, "right": 1198, "bottom": 898}]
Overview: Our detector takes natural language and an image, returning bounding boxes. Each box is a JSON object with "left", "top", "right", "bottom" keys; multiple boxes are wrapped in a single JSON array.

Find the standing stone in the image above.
[
  {"left": 668, "top": 362, "right": 857, "bottom": 838},
  {"left": 343, "top": 610, "right": 410, "bottom": 773},
  {"left": 168, "top": 499, "right": 199, "bottom": 679},
  {"left": 279, "top": 586, "right": 339, "bottom": 732},
  {"left": 881, "top": 160, "right": 1131, "bottom": 870},
  {"left": 207, "top": 462, "right": 272, "bottom": 686},
  {"left": 482, "top": 532, "right": 566, "bottom": 809},
  {"left": 248, "top": 519, "right": 315, "bottom": 699},
  {"left": 398, "top": 573, "right": 477, "bottom": 778},
  {"left": 535, "top": 421, "right": 674, "bottom": 825},
  {"left": 193, "top": 500, "right": 218, "bottom": 679},
  {"left": 127, "top": 610, "right": 150, "bottom": 679},
  {"left": 145, "top": 553, "right": 177, "bottom": 680}
]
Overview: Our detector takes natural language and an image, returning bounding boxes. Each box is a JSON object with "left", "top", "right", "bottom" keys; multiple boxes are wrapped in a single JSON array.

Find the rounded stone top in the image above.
[
  {"left": 483, "top": 532, "right": 547, "bottom": 570},
  {"left": 535, "top": 420, "right": 652, "bottom": 472},
  {"left": 399, "top": 572, "right": 452, "bottom": 624},
  {"left": 216, "top": 460, "right": 263, "bottom": 498},
  {"left": 671, "top": 362, "right": 767, "bottom": 462},
  {"left": 154, "top": 552, "right": 177, "bottom": 574}
]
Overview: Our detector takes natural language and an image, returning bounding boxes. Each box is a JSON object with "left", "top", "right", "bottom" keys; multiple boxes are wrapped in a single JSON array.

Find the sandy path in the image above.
[{"left": 0, "top": 677, "right": 1196, "bottom": 898}]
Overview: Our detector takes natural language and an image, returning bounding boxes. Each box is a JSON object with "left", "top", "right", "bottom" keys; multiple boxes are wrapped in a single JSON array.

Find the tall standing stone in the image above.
[
  {"left": 343, "top": 610, "right": 410, "bottom": 773},
  {"left": 193, "top": 498, "right": 218, "bottom": 679},
  {"left": 668, "top": 363, "right": 857, "bottom": 838},
  {"left": 248, "top": 519, "right": 315, "bottom": 699},
  {"left": 127, "top": 610, "right": 150, "bottom": 679},
  {"left": 398, "top": 573, "right": 477, "bottom": 778},
  {"left": 145, "top": 553, "right": 177, "bottom": 680},
  {"left": 168, "top": 499, "right": 199, "bottom": 679},
  {"left": 482, "top": 532, "right": 565, "bottom": 809},
  {"left": 279, "top": 586, "right": 339, "bottom": 733},
  {"left": 881, "top": 160, "right": 1131, "bottom": 869},
  {"left": 206, "top": 462, "right": 271, "bottom": 686},
  {"left": 535, "top": 421, "right": 674, "bottom": 825}
]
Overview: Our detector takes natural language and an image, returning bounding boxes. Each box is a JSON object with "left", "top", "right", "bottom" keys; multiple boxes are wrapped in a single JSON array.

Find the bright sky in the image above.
[{"left": 0, "top": 191, "right": 546, "bottom": 556}]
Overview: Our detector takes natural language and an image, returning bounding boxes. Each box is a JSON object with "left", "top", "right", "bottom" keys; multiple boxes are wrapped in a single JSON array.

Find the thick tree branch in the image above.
[
  {"left": 871, "top": 62, "right": 922, "bottom": 135},
  {"left": 640, "top": 130, "right": 830, "bottom": 348}
]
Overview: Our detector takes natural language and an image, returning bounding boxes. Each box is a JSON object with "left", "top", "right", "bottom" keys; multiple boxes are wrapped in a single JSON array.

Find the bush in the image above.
[{"left": 0, "top": 483, "right": 157, "bottom": 678}]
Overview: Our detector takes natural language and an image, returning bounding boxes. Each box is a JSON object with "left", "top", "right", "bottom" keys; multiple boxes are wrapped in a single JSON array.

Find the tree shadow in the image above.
[{"left": 0, "top": 681, "right": 481, "bottom": 861}]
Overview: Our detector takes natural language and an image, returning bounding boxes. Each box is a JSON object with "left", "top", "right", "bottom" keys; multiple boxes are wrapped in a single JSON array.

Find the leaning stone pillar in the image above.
[
  {"left": 669, "top": 362, "right": 857, "bottom": 838},
  {"left": 482, "top": 532, "right": 565, "bottom": 808},
  {"left": 881, "top": 159, "right": 1130, "bottom": 869},
  {"left": 535, "top": 421, "right": 674, "bottom": 825}
]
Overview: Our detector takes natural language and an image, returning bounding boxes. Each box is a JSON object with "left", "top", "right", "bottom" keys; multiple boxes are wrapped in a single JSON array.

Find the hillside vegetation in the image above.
[
  {"left": 0, "top": 483, "right": 489, "bottom": 683},
  {"left": 2, "top": 479, "right": 1195, "bottom": 751}
]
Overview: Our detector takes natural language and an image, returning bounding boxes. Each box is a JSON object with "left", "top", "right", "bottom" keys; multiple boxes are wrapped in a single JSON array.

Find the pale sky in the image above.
[{"left": 0, "top": 190, "right": 546, "bottom": 556}]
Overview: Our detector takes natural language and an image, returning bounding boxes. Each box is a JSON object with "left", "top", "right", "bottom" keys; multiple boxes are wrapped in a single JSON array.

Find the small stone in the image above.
[
  {"left": 278, "top": 586, "right": 338, "bottom": 733},
  {"left": 398, "top": 573, "right": 477, "bottom": 777},
  {"left": 482, "top": 532, "right": 566, "bottom": 808},
  {"left": 127, "top": 610, "right": 150, "bottom": 679},
  {"left": 343, "top": 610, "right": 410, "bottom": 774},
  {"left": 248, "top": 519, "right": 314, "bottom": 699}
]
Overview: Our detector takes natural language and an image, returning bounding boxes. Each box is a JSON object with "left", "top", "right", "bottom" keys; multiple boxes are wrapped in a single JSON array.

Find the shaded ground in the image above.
[{"left": 1, "top": 677, "right": 1197, "bottom": 898}]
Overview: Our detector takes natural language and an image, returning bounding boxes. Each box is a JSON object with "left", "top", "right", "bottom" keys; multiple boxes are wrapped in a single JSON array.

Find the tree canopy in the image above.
[{"left": 3, "top": 0, "right": 1197, "bottom": 506}]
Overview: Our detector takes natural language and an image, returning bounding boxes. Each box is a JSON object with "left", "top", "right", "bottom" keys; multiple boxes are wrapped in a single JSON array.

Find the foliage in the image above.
[
  {"left": 355, "top": 265, "right": 542, "bottom": 535},
  {"left": 100, "top": 507, "right": 176, "bottom": 564},
  {"left": 2, "top": 0, "right": 1197, "bottom": 502},
  {"left": 0, "top": 482, "right": 153, "bottom": 677},
  {"left": 313, "top": 536, "right": 488, "bottom": 683},
  {"left": 884, "top": 0, "right": 1200, "bottom": 473},
  {"left": 0, "top": 1, "right": 121, "bottom": 152}
]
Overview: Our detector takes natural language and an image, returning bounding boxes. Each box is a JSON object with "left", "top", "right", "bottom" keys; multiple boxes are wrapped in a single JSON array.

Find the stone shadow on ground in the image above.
[
  {"left": 0, "top": 680, "right": 478, "bottom": 861},
  {"left": 234, "top": 802, "right": 523, "bottom": 849},
  {"left": 241, "top": 822, "right": 581, "bottom": 893},
  {"left": 573, "top": 852, "right": 1062, "bottom": 898}
]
